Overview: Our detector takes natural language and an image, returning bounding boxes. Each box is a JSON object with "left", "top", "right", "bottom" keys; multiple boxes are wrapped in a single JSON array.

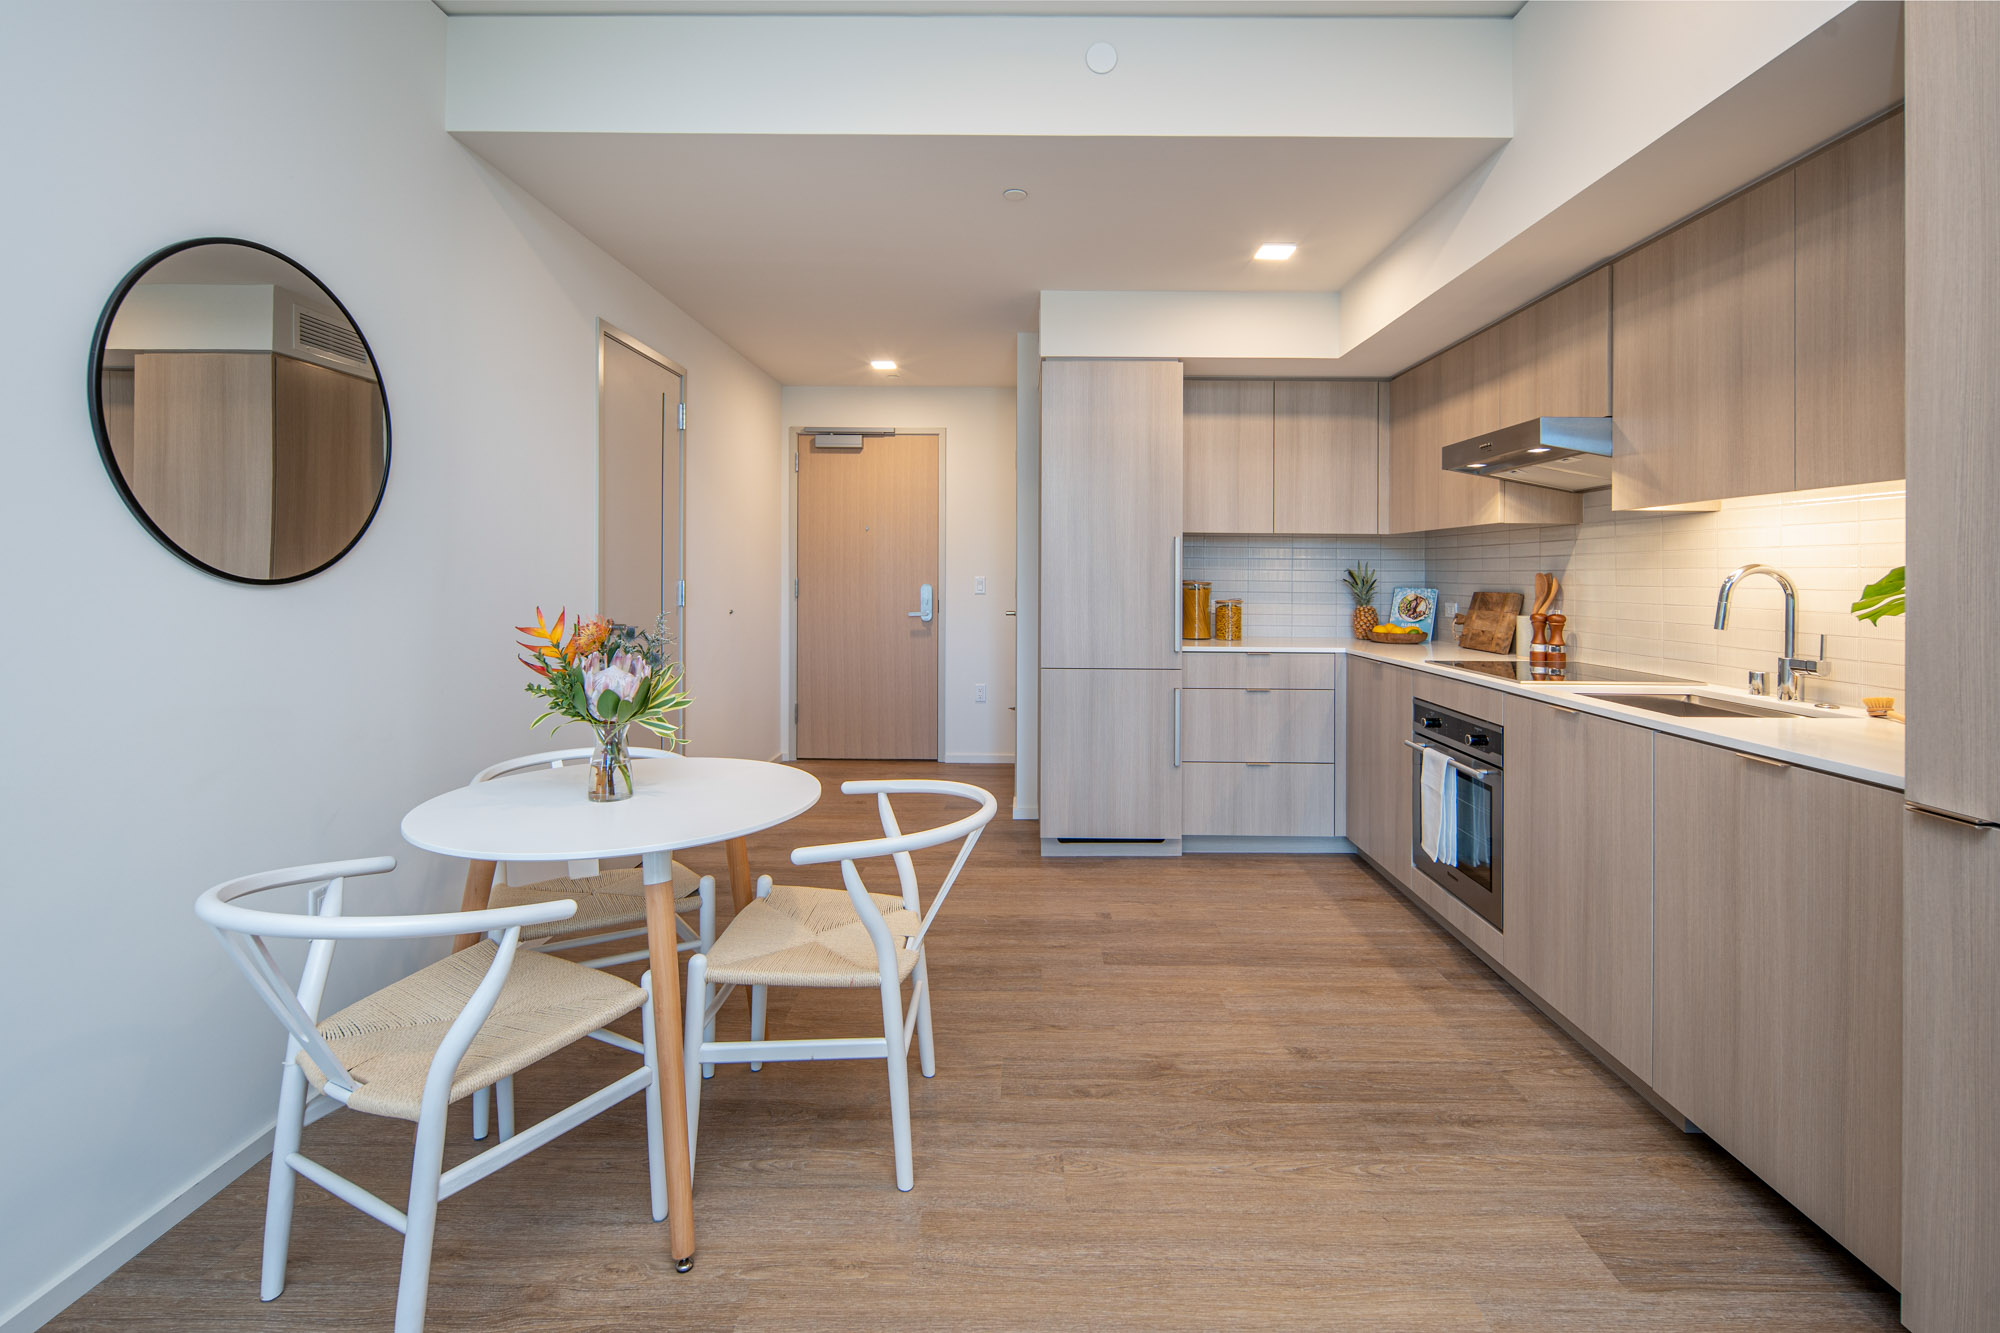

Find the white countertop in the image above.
[{"left": 1181, "top": 637, "right": 1905, "bottom": 789}]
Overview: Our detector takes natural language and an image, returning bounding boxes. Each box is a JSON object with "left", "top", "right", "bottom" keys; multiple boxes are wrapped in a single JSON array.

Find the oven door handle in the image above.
[{"left": 1404, "top": 739, "right": 1498, "bottom": 781}]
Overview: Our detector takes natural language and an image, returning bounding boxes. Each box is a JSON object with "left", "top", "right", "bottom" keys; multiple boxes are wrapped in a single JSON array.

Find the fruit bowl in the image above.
[{"left": 1369, "top": 626, "right": 1428, "bottom": 644}]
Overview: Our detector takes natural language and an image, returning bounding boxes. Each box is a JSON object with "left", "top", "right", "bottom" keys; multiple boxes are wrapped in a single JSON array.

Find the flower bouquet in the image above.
[{"left": 517, "top": 608, "right": 693, "bottom": 802}]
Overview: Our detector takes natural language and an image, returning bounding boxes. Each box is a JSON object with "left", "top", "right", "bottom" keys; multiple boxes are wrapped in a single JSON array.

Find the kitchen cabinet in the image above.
[
  {"left": 1183, "top": 379, "right": 1273, "bottom": 533},
  {"left": 1653, "top": 734, "right": 1902, "bottom": 1284},
  {"left": 1273, "top": 380, "right": 1378, "bottom": 534},
  {"left": 1795, "top": 112, "right": 1905, "bottom": 491},
  {"left": 1182, "top": 379, "right": 1379, "bottom": 536},
  {"left": 1180, "top": 687, "right": 1338, "bottom": 765},
  {"left": 1040, "top": 358, "right": 1184, "bottom": 669},
  {"left": 1503, "top": 698, "right": 1654, "bottom": 1080},
  {"left": 1039, "top": 668, "right": 1181, "bottom": 841},
  {"left": 1183, "top": 651, "right": 1337, "bottom": 690},
  {"left": 1612, "top": 173, "right": 1797, "bottom": 511},
  {"left": 1342, "top": 656, "right": 1412, "bottom": 882},
  {"left": 1183, "top": 762, "right": 1335, "bottom": 837},
  {"left": 1903, "top": 12, "right": 2000, "bottom": 1327},
  {"left": 1385, "top": 273, "right": 1600, "bottom": 533}
]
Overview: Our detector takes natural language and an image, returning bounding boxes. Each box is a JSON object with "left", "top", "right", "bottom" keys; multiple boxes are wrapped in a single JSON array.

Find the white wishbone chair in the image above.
[
  {"left": 197, "top": 858, "right": 667, "bottom": 1333},
  {"left": 469, "top": 746, "right": 719, "bottom": 1134},
  {"left": 683, "top": 779, "right": 996, "bottom": 1192}
]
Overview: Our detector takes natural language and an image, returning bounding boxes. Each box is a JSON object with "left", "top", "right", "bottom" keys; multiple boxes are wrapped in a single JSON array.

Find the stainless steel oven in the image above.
[{"left": 1408, "top": 701, "right": 1504, "bottom": 931}]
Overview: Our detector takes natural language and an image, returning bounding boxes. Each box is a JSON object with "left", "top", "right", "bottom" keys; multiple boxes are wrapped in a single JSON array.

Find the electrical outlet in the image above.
[
  {"left": 974, "top": 576, "right": 986, "bottom": 595},
  {"left": 975, "top": 683, "right": 987, "bottom": 703}
]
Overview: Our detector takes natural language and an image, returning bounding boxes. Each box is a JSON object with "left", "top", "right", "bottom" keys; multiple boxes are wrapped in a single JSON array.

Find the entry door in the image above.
[
  {"left": 797, "top": 433, "right": 939, "bottom": 759},
  {"left": 598, "top": 330, "right": 685, "bottom": 737}
]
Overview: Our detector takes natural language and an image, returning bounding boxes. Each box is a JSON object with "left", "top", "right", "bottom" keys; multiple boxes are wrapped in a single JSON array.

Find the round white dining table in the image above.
[{"left": 400, "top": 754, "right": 821, "bottom": 1269}]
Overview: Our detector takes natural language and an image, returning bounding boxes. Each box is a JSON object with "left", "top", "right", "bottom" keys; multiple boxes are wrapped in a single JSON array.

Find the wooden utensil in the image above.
[
  {"left": 1458, "top": 590, "right": 1525, "bottom": 653},
  {"left": 1532, "top": 573, "right": 1560, "bottom": 617}
]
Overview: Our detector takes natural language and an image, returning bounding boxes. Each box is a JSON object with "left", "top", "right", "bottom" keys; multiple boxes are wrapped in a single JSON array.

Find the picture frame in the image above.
[{"left": 1388, "top": 586, "right": 1439, "bottom": 640}]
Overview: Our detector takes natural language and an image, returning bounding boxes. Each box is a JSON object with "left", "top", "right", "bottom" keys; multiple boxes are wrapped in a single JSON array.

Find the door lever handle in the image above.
[{"left": 906, "top": 583, "right": 934, "bottom": 623}]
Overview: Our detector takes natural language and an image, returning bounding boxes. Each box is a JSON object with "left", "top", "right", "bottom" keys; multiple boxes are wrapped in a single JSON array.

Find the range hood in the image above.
[{"left": 1442, "top": 417, "right": 1613, "bottom": 492}]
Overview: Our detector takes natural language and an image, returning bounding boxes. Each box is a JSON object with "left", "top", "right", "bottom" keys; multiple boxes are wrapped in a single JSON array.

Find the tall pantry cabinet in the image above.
[
  {"left": 1039, "top": 359, "right": 1185, "bottom": 848},
  {"left": 1902, "top": 7, "right": 2000, "bottom": 1329}
]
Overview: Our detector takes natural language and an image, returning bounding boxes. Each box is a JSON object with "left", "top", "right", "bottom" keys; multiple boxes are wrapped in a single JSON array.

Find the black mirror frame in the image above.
[{"left": 87, "top": 236, "right": 393, "bottom": 585}]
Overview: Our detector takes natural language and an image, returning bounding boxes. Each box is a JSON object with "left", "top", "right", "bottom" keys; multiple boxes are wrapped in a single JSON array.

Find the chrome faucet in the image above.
[{"left": 1714, "top": 564, "right": 1822, "bottom": 702}]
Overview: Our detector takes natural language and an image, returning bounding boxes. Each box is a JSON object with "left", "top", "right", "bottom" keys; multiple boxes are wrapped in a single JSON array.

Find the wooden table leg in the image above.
[
  {"left": 641, "top": 852, "right": 697, "bottom": 1270},
  {"left": 451, "top": 860, "right": 497, "bottom": 953},
  {"left": 725, "top": 836, "right": 754, "bottom": 912}
]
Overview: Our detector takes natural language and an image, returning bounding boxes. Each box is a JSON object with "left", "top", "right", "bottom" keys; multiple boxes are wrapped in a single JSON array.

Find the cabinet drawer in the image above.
[
  {"left": 1182, "top": 651, "right": 1339, "bottom": 689},
  {"left": 1183, "top": 762, "right": 1336, "bottom": 836},
  {"left": 1181, "top": 688, "right": 1338, "bottom": 762}
]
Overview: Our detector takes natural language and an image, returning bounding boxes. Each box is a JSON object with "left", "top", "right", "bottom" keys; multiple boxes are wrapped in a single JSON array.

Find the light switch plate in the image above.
[{"left": 974, "top": 576, "right": 986, "bottom": 594}]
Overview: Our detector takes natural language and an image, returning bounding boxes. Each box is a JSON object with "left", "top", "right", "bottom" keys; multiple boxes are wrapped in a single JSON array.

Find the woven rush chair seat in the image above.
[
  {"left": 703, "top": 883, "right": 923, "bottom": 988},
  {"left": 297, "top": 940, "right": 646, "bottom": 1121},
  {"left": 489, "top": 861, "right": 703, "bottom": 941}
]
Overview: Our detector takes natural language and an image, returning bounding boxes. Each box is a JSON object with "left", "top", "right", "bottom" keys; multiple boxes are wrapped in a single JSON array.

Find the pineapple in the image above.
[{"left": 1343, "top": 563, "right": 1379, "bottom": 640}]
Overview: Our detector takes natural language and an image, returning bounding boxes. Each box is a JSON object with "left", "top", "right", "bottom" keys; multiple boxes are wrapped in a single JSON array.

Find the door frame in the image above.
[
  {"left": 785, "top": 426, "right": 947, "bottom": 762},
  {"left": 595, "top": 320, "right": 689, "bottom": 746}
]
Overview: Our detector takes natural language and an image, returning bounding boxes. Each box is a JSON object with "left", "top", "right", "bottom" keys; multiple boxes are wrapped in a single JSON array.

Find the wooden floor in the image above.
[{"left": 52, "top": 760, "right": 1902, "bottom": 1331}]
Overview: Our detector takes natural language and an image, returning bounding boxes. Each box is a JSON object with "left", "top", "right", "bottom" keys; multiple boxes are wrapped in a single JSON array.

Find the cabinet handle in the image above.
[
  {"left": 1547, "top": 703, "right": 1581, "bottom": 716},
  {"left": 1738, "top": 751, "right": 1789, "bottom": 769},
  {"left": 1906, "top": 800, "right": 2000, "bottom": 830},
  {"left": 1173, "top": 687, "right": 1182, "bottom": 768},
  {"left": 1243, "top": 688, "right": 1272, "bottom": 694},
  {"left": 1172, "top": 535, "right": 1183, "bottom": 657}
]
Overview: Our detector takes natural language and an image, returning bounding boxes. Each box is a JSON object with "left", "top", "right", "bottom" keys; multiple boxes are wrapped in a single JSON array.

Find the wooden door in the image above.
[
  {"left": 270, "top": 356, "right": 382, "bottom": 580},
  {"left": 796, "top": 434, "right": 939, "bottom": 759},
  {"left": 1039, "top": 668, "right": 1180, "bottom": 840},
  {"left": 1343, "top": 657, "right": 1412, "bottom": 882},
  {"left": 1653, "top": 734, "right": 1902, "bottom": 1283},
  {"left": 1795, "top": 112, "right": 1906, "bottom": 492},
  {"left": 1504, "top": 699, "right": 1654, "bottom": 1079},
  {"left": 1903, "top": 10, "right": 2000, "bottom": 1325},
  {"left": 1612, "top": 174, "right": 1796, "bottom": 510},
  {"left": 1039, "top": 359, "right": 1183, "bottom": 670},
  {"left": 1273, "top": 381, "right": 1377, "bottom": 534},
  {"left": 1183, "top": 379, "right": 1273, "bottom": 533}
]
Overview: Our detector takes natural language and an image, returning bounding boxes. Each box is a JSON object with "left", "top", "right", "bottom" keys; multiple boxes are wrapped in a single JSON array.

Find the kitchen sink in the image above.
[{"left": 1578, "top": 692, "right": 1822, "bottom": 720}]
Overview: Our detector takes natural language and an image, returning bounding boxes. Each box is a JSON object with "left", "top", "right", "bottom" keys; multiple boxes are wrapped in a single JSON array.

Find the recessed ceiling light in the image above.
[
  {"left": 1254, "top": 243, "right": 1297, "bottom": 262},
  {"left": 1002, "top": 188, "right": 1028, "bottom": 201},
  {"left": 870, "top": 360, "right": 898, "bottom": 371}
]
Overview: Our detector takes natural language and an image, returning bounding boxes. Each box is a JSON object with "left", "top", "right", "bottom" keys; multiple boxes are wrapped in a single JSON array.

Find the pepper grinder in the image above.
[
  {"left": 1546, "top": 612, "right": 1568, "bottom": 672},
  {"left": 1530, "top": 612, "right": 1550, "bottom": 668}
]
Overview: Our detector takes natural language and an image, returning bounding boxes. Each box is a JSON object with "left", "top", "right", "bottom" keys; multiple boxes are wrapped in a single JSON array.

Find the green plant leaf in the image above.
[{"left": 1852, "top": 566, "right": 1906, "bottom": 624}]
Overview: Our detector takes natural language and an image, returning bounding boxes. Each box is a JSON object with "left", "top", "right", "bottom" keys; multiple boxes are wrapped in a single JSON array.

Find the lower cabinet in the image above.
[
  {"left": 1503, "top": 699, "right": 1655, "bottom": 1080},
  {"left": 1653, "top": 733, "right": 1903, "bottom": 1284},
  {"left": 1183, "top": 761, "right": 1335, "bottom": 836},
  {"left": 1343, "top": 657, "right": 1413, "bottom": 883},
  {"left": 1040, "top": 668, "right": 1181, "bottom": 841}
]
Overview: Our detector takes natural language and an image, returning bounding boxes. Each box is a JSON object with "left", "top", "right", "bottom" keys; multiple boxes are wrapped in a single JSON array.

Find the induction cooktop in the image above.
[{"left": 1441, "top": 659, "right": 1699, "bottom": 685}]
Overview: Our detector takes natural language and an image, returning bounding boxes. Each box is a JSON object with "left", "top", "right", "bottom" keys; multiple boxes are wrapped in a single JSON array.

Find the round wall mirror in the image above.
[{"left": 89, "top": 239, "right": 390, "bottom": 583}]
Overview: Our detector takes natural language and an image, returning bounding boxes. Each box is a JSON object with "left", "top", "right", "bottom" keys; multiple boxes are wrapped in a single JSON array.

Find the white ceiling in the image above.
[{"left": 459, "top": 131, "right": 1501, "bottom": 385}]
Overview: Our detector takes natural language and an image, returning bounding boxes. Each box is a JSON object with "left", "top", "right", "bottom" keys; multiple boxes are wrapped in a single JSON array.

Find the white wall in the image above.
[
  {"left": 0, "top": 4, "right": 779, "bottom": 1327},
  {"left": 779, "top": 387, "right": 1017, "bottom": 764}
]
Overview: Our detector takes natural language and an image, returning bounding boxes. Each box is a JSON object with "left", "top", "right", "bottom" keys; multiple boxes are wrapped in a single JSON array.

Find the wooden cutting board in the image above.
[{"left": 1457, "top": 590, "right": 1525, "bottom": 653}]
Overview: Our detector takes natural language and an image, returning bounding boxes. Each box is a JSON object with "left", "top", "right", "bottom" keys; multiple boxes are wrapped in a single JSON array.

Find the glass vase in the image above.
[{"left": 588, "top": 724, "right": 634, "bottom": 803}]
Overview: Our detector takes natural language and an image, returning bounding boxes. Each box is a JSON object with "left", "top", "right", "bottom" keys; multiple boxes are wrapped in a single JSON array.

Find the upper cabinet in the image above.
[
  {"left": 1612, "top": 173, "right": 1797, "bottom": 510},
  {"left": 1182, "top": 378, "right": 1380, "bottom": 535},
  {"left": 1386, "top": 270, "right": 1604, "bottom": 532},
  {"left": 1041, "top": 358, "right": 1184, "bottom": 670},
  {"left": 1183, "top": 379, "right": 1274, "bottom": 533},
  {"left": 1794, "top": 113, "right": 1905, "bottom": 492},
  {"left": 1613, "top": 113, "right": 1904, "bottom": 510}
]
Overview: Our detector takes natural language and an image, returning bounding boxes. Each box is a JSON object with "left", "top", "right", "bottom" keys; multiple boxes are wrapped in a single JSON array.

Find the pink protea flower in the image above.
[{"left": 580, "top": 649, "right": 652, "bottom": 718}]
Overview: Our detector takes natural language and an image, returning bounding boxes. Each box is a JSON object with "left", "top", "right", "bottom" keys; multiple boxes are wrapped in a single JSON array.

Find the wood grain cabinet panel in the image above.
[
  {"left": 1183, "top": 762, "right": 1335, "bottom": 837},
  {"left": 1343, "top": 657, "right": 1413, "bottom": 881},
  {"left": 1653, "top": 734, "right": 1902, "bottom": 1284},
  {"left": 1183, "top": 379, "right": 1273, "bottom": 533},
  {"left": 1903, "top": 12, "right": 2000, "bottom": 1326},
  {"left": 1180, "top": 688, "right": 1338, "bottom": 764},
  {"left": 1039, "top": 668, "right": 1181, "bottom": 840},
  {"left": 1040, "top": 359, "right": 1183, "bottom": 669},
  {"left": 1530, "top": 267, "right": 1612, "bottom": 418},
  {"left": 1612, "top": 174, "right": 1796, "bottom": 510},
  {"left": 1795, "top": 112, "right": 1906, "bottom": 492},
  {"left": 1182, "top": 652, "right": 1338, "bottom": 690},
  {"left": 1273, "top": 381, "right": 1378, "bottom": 534},
  {"left": 1502, "top": 700, "right": 1654, "bottom": 1079}
]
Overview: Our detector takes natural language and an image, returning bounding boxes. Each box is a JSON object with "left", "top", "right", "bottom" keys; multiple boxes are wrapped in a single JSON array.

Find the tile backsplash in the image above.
[{"left": 1182, "top": 482, "right": 1906, "bottom": 709}]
